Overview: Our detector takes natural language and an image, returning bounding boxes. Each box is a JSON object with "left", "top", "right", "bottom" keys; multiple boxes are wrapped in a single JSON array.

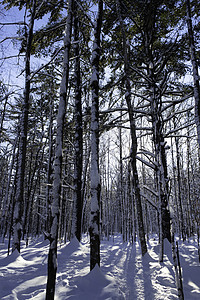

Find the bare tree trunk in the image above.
[
  {"left": 171, "top": 226, "right": 184, "bottom": 299},
  {"left": 45, "top": 97, "right": 54, "bottom": 233},
  {"left": 170, "top": 133, "right": 180, "bottom": 238},
  {"left": 89, "top": 0, "right": 103, "bottom": 271},
  {"left": 118, "top": 107, "right": 125, "bottom": 241},
  {"left": 12, "top": 0, "right": 36, "bottom": 253},
  {"left": 46, "top": 1, "right": 73, "bottom": 298},
  {"left": 186, "top": 112, "right": 193, "bottom": 236},
  {"left": 174, "top": 135, "right": 185, "bottom": 240},
  {"left": 73, "top": 4, "right": 83, "bottom": 242}
]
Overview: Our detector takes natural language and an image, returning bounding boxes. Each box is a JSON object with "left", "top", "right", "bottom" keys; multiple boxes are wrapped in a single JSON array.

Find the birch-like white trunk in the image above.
[{"left": 46, "top": 1, "right": 73, "bottom": 298}]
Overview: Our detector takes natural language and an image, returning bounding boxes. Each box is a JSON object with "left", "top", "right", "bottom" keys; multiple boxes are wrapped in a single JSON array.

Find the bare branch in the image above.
[
  {"left": 165, "top": 121, "right": 196, "bottom": 137},
  {"left": 140, "top": 192, "right": 158, "bottom": 210},
  {"left": 0, "top": 22, "right": 28, "bottom": 26},
  {"left": 30, "top": 47, "right": 63, "bottom": 80}
]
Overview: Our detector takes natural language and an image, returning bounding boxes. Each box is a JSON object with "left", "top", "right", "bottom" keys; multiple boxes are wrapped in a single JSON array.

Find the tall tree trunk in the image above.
[
  {"left": 186, "top": 0, "right": 200, "bottom": 147},
  {"left": 116, "top": 0, "right": 147, "bottom": 256},
  {"left": 186, "top": 112, "right": 193, "bottom": 236},
  {"left": 89, "top": 0, "right": 103, "bottom": 271},
  {"left": 45, "top": 1, "right": 73, "bottom": 298},
  {"left": 142, "top": 6, "right": 171, "bottom": 261},
  {"left": 45, "top": 97, "right": 54, "bottom": 233},
  {"left": 118, "top": 107, "right": 125, "bottom": 241},
  {"left": 12, "top": 0, "right": 36, "bottom": 253},
  {"left": 73, "top": 4, "right": 83, "bottom": 242}
]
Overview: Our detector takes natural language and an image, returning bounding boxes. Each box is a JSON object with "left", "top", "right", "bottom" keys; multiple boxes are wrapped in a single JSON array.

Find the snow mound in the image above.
[
  {"left": 0, "top": 249, "right": 30, "bottom": 267},
  {"left": 76, "top": 264, "right": 111, "bottom": 290},
  {"left": 58, "top": 237, "right": 80, "bottom": 258},
  {"left": 71, "top": 265, "right": 122, "bottom": 300}
]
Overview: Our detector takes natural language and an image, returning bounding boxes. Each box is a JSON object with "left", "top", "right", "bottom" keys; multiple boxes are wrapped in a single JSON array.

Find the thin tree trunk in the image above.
[
  {"left": 171, "top": 133, "right": 180, "bottom": 238},
  {"left": 12, "top": 0, "right": 36, "bottom": 253},
  {"left": 89, "top": 0, "right": 103, "bottom": 271},
  {"left": 0, "top": 94, "right": 8, "bottom": 141},
  {"left": 46, "top": 1, "right": 73, "bottom": 298},
  {"left": 119, "top": 107, "right": 125, "bottom": 241},
  {"left": 186, "top": 112, "right": 193, "bottom": 236},
  {"left": 174, "top": 135, "right": 185, "bottom": 240},
  {"left": 171, "top": 226, "right": 184, "bottom": 299},
  {"left": 0, "top": 135, "right": 18, "bottom": 237}
]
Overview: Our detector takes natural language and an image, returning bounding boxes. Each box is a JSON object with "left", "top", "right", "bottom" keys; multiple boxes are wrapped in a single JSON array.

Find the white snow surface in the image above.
[{"left": 0, "top": 235, "right": 199, "bottom": 299}]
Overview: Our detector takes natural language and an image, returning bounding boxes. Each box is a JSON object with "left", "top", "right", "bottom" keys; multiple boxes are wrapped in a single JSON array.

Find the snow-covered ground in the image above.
[{"left": 0, "top": 234, "right": 199, "bottom": 299}]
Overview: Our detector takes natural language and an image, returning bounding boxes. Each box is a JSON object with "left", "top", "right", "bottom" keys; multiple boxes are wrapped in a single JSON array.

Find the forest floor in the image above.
[{"left": 0, "top": 234, "right": 200, "bottom": 299}]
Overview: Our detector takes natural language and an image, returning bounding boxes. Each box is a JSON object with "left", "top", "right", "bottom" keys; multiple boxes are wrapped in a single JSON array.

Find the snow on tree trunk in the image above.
[
  {"left": 45, "top": 1, "right": 73, "bottom": 299},
  {"left": 116, "top": 0, "right": 147, "bottom": 256},
  {"left": 45, "top": 96, "right": 54, "bottom": 233},
  {"left": 72, "top": 4, "right": 83, "bottom": 242},
  {"left": 171, "top": 225, "right": 184, "bottom": 299},
  {"left": 186, "top": 0, "right": 200, "bottom": 148},
  {"left": 152, "top": 108, "right": 171, "bottom": 261},
  {"left": 12, "top": 0, "right": 36, "bottom": 253},
  {"left": 89, "top": 0, "right": 103, "bottom": 271}
]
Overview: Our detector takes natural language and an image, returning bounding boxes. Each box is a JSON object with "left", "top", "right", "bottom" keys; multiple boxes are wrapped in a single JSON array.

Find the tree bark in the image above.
[
  {"left": 73, "top": 4, "right": 83, "bottom": 242},
  {"left": 12, "top": 0, "right": 36, "bottom": 253},
  {"left": 46, "top": 0, "right": 73, "bottom": 298},
  {"left": 45, "top": 96, "right": 54, "bottom": 233},
  {"left": 89, "top": 0, "right": 103, "bottom": 271}
]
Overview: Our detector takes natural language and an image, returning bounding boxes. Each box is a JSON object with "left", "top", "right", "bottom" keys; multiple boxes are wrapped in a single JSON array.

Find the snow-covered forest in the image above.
[{"left": 0, "top": 0, "right": 200, "bottom": 299}]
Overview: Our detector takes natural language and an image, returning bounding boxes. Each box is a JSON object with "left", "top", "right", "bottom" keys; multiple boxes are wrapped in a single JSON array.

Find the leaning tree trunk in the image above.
[
  {"left": 45, "top": 1, "right": 73, "bottom": 299},
  {"left": 89, "top": 0, "right": 103, "bottom": 271},
  {"left": 12, "top": 0, "right": 36, "bottom": 253},
  {"left": 73, "top": 4, "right": 83, "bottom": 242},
  {"left": 116, "top": 0, "right": 147, "bottom": 256}
]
